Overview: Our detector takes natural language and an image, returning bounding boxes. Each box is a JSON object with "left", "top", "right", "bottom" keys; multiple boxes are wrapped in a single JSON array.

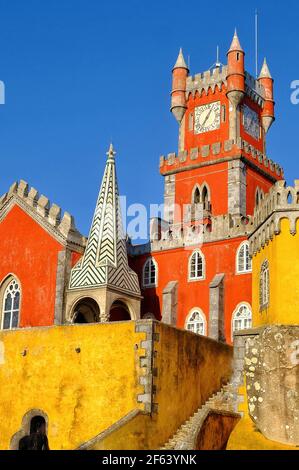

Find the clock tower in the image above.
[{"left": 162, "top": 30, "right": 280, "bottom": 223}]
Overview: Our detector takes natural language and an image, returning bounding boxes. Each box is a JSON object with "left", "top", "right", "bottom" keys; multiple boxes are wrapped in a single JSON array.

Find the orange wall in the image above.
[
  {"left": 184, "top": 86, "right": 229, "bottom": 151},
  {"left": 0, "top": 205, "right": 64, "bottom": 327},
  {"left": 174, "top": 161, "right": 228, "bottom": 219},
  {"left": 129, "top": 236, "right": 251, "bottom": 344},
  {"left": 246, "top": 167, "right": 274, "bottom": 215},
  {"left": 240, "top": 96, "right": 264, "bottom": 153}
]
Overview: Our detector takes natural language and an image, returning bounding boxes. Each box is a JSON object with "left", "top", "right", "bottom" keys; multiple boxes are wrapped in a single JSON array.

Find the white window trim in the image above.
[
  {"left": 1, "top": 275, "right": 21, "bottom": 330},
  {"left": 260, "top": 260, "right": 270, "bottom": 310},
  {"left": 142, "top": 257, "right": 158, "bottom": 288},
  {"left": 231, "top": 302, "right": 252, "bottom": 341},
  {"left": 236, "top": 241, "right": 252, "bottom": 275},
  {"left": 188, "top": 249, "right": 205, "bottom": 282},
  {"left": 185, "top": 308, "right": 207, "bottom": 336}
]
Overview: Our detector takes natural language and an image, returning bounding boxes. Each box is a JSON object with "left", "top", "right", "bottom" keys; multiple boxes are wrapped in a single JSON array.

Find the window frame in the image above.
[
  {"left": 185, "top": 308, "right": 207, "bottom": 336},
  {"left": 142, "top": 258, "right": 158, "bottom": 289},
  {"left": 260, "top": 260, "right": 270, "bottom": 310},
  {"left": 231, "top": 302, "right": 252, "bottom": 341},
  {"left": 236, "top": 241, "right": 252, "bottom": 274},
  {"left": 0, "top": 275, "right": 21, "bottom": 330},
  {"left": 188, "top": 250, "right": 205, "bottom": 282}
]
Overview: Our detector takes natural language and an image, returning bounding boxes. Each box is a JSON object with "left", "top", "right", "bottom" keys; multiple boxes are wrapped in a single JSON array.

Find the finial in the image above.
[
  {"left": 259, "top": 58, "right": 272, "bottom": 79},
  {"left": 106, "top": 143, "right": 116, "bottom": 160},
  {"left": 228, "top": 28, "right": 244, "bottom": 53},
  {"left": 173, "top": 48, "right": 189, "bottom": 70}
]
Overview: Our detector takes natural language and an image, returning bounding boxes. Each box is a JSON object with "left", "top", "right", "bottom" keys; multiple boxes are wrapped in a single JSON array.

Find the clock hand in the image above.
[{"left": 202, "top": 107, "right": 213, "bottom": 127}]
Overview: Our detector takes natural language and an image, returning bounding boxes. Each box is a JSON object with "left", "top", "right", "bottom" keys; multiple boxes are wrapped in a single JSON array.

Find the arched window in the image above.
[
  {"left": 185, "top": 309, "right": 206, "bottom": 335},
  {"left": 143, "top": 258, "right": 157, "bottom": 288},
  {"left": 260, "top": 260, "right": 270, "bottom": 309},
  {"left": 1, "top": 278, "right": 21, "bottom": 330},
  {"left": 236, "top": 241, "right": 252, "bottom": 273},
  {"left": 189, "top": 250, "right": 205, "bottom": 280},
  {"left": 232, "top": 303, "right": 252, "bottom": 337},
  {"left": 193, "top": 187, "right": 201, "bottom": 204},
  {"left": 202, "top": 185, "right": 209, "bottom": 211}
]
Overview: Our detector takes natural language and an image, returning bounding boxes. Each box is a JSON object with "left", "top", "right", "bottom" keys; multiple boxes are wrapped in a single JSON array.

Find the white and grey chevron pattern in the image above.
[{"left": 69, "top": 147, "right": 140, "bottom": 296}]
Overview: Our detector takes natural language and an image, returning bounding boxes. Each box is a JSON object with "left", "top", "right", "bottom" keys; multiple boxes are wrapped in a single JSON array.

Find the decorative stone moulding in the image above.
[
  {"left": 160, "top": 139, "right": 283, "bottom": 178},
  {"left": 0, "top": 180, "right": 85, "bottom": 248},
  {"left": 249, "top": 180, "right": 299, "bottom": 255}
]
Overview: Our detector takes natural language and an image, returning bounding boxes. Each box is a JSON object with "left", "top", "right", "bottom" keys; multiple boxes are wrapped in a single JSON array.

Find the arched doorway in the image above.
[
  {"left": 72, "top": 298, "right": 100, "bottom": 324},
  {"left": 109, "top": 300, "right": 131, "bottom": 321},
  {"left": 10, "top": 409, "right": 49, "bottom": 450}
]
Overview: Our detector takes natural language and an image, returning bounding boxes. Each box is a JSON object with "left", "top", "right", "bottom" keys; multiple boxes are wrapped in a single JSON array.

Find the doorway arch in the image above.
[
  {"left": 72, "top": 297, "right": 100, "bottom": 324},
  {"left": 109, "top": 300, "right": 131, "bottom": 321}
]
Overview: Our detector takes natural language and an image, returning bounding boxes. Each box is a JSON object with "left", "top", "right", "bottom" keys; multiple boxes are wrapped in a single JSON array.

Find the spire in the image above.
[
  {"left": 228, "top": 28, "right": 244, "bottom": 53},
  {"left": 106, "top": 142, "right": 116, "bottom": 162},
  {"left": 259, "top": 58, "right": 272, "bottom": 79},
  {"left": 173, "top": 48, "right": 188, "bottom": 70},
  {"left": 68, "top": 144, "right": 140, "bottom": 296}
]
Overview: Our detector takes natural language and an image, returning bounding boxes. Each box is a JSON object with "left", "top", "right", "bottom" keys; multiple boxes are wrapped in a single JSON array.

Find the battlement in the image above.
[
  {"left": 128, "top": 214, "right": 254, "bottom": 256},
  {"left": 244, "top": 71, "right": 265, "bottom": 105},
  {"left": 185, "top": 66, "right": 264, "bottom": 105},
  {"left": 250, "top": 180, "right": 299, "bottom": 255},
  {"left": 186, "top": 66, "right": 228, "bottom": 96},
  {"left": 0, "top": 180, "right": 86, "bottom": 249},
  {"left": 160, "top": 138, "right": 283, "bottom": 179}
]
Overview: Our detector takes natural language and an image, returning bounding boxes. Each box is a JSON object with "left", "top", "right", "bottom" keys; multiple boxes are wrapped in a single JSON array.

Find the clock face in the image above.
[
  {"left": 194, "top": 101, "right": 221, "bottom": 134},
  {"left": 243, "top": 105, "right": 260, "bottom": 140}
]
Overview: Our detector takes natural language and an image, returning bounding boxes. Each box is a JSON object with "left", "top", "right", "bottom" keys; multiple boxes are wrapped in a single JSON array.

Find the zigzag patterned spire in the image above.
[{"left": 69, "top": 144, "right": 140, "bottom": 295}]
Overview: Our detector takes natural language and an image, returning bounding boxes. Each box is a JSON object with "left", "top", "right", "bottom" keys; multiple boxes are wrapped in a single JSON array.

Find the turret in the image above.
[
  {"left": 171, "top": 48, "right": 189, "bottom": 123},
  {"left": 258, "top": 58, "right": 275, "bottom": 133},
  {"left": 226, "top": 30, "right": 245, "bottom": 142},
  {"left": 226, "top": 29, "right": 245, "bottom": 106}
]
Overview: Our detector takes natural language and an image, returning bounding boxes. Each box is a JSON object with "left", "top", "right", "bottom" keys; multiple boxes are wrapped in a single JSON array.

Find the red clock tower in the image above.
[{"left": 130, "top": 30, "right": 282, "bottom": 343}]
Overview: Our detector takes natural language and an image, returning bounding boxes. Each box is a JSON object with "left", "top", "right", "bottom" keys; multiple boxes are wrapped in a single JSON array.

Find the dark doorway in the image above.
[
  {"left": 73, "top": 298, "right": 100, "bottom": 323},
  {"left": 110, "top": 300, "right": 131, "bottom": 321}
]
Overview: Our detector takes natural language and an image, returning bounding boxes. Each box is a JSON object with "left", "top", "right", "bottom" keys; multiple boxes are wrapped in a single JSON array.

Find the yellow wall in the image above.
[
  {"left": 81, "top": 323, "right": 233, "bottom": 450},
  {"left": 252, "top": 218, "right": 299, "bottom": 326},
  {"left": 0, "top": 322, "right": 145, "bottom": 450},
  {"left": 0, "top": 321, "right": 233, "bottom": 450},
  {"left": 227, "top": 380, "right": 299, "bottom": 450}
]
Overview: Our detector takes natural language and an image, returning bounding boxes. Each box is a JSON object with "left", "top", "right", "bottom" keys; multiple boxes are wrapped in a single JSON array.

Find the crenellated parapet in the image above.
[
  {"left": 0, "top": 180, "right": 86, "bottom": 249},
  {"left": 160, "top": 137, "right": 283, "bottom": 180},
  {"left": 185, "top": 67, "right": 265, "bottom": 106},
  {"left": 186, "top": 66, "right": 228, "bottom": 97},
  {"left": 128, "top": 214, "right": 254, "bottom": 256},
  {"left": 249, "top": 180, "right": 299, "bottom": 255}
]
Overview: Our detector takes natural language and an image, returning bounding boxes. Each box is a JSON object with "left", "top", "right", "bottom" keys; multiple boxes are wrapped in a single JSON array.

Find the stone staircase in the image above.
[{"left": 161, "top": 382, "right": 239, "bottom": 450}]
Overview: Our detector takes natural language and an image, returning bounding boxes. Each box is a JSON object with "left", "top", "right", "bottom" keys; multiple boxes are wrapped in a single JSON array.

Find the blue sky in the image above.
[{"left": 0, "top": 0, "right": 299, "bottom": 237}]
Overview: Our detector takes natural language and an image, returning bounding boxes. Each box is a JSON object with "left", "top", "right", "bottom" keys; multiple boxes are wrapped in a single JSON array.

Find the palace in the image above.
[
  {"left": 0, "top": 31, "right": 283, "bottom": 343},
  {"left": 0, "top": 30, "right": 298, "bottom": 451}
]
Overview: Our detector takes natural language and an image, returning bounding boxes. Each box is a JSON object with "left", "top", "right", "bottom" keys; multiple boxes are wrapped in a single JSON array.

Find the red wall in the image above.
[
  {"left": 0, "top": 205, "right": 64, "bottom": 327},
  {"left": 184, "top": 86, "right": 229, "bottom": 151},
  {"left": 174, "top": 161, "right": 229, "bottom": 219},
  {"left": 130, "top": 236, "right": 251, "bottom": 344}
]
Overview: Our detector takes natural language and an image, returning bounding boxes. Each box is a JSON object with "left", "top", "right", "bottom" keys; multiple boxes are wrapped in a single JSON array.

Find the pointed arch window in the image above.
[
  {"left": 143, "top": 258, "right": 158, "bottom": 288},
  {"left": 202, "top": 185, "right": 209, "bottom": 211},
  {"left": 185, "top": 309, "right": 206, "bottom": 336},
  {"left": 232, "top": 303, "right": 252, "bottom": 338},
  {"left": 1, "top": 278, "right": 21, "bottom": 330},
  {"left": 236, "top": 241, "right": 252, "bottom": 274},
  {"left": 260, "top": 260, "right": 270, "bottom": 309},
  {"left": 189, "top": 250, "right": 205, "bottom": 281}
]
